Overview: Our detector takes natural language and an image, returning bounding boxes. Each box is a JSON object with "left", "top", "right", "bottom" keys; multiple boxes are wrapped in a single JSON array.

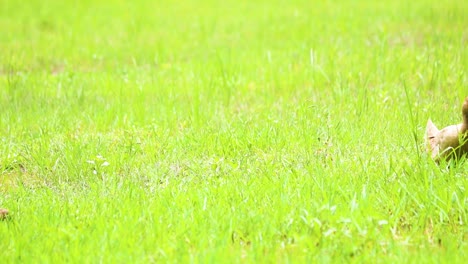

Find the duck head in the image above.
[{"left": 462, "top": 97, "right": 468, "bottom": 129}]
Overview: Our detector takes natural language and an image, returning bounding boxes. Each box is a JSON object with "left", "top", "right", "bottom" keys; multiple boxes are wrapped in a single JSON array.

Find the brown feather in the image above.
[{"left": 426, "top": 97, "right": 468, "bottom": 162}]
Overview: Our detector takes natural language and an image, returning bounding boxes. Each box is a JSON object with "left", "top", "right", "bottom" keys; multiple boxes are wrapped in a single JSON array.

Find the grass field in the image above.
[{"left": 1, "top": 0, "right": 467, "bottom": 262}]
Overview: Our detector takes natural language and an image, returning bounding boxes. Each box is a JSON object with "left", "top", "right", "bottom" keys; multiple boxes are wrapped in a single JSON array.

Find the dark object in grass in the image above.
[
  {"left": 0, "top": 208, "right": 8, "bottom": 220},
  {"left": 426, "top": 97, "right": 468, "bottom": 162}
]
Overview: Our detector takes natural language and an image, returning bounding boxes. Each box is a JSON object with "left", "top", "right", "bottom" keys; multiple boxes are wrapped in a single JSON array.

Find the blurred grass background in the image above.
[{"left": 0, "top": 0, "right": 467, "bottom": 262}]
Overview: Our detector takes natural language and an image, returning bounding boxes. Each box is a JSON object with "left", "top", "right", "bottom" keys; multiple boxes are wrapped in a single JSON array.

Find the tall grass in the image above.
[{"left": 0, "top": 0, "right": 467, "bottom": 262}]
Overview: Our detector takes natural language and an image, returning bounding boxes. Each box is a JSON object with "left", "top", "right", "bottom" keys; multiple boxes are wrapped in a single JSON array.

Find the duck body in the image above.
[
  {"left": 426, "top": 97, "right": 468, "bottom": 162},
  {"left": 0, "top": 208, "right": 8, "bottom": 220}
]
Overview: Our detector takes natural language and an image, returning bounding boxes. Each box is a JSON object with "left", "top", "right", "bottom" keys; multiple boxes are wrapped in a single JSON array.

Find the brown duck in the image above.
[
  {"left": 426, "top": 97, "right": 468, "bottom": 162},
  {"left": 0, "top": 208, "right": 8, "bottom": 220}
]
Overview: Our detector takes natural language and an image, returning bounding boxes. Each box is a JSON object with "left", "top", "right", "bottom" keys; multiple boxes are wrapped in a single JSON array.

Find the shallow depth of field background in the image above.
[{"left": 0, "top": 0, "right": 467, "bottom": 262}]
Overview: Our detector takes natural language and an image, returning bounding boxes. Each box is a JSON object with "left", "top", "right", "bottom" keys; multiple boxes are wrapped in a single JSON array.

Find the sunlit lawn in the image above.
[{"left": 0, "top": 0, "right": 467, "bottom": 262}]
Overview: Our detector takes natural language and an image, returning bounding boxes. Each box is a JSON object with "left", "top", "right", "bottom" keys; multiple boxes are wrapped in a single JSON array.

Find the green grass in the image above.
[{"left": 0, "top": 0, "right": 467, "bottom": 262}]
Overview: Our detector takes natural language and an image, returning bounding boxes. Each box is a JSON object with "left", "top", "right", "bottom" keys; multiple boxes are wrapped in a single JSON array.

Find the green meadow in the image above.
[{"left": 0, "top": 0, "right": 467, "bottom": 262}]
